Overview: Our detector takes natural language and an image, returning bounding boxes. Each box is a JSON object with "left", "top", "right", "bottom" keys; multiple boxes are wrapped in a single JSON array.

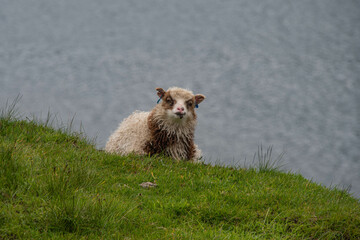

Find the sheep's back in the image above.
[{"left": 105, "top": 111, "right": 150, "bottom": 155}]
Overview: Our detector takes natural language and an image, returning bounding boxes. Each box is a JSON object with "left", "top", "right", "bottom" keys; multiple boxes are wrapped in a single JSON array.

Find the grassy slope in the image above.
[{"left": 1, "top": 116, "right": 360, "bottom": 239}]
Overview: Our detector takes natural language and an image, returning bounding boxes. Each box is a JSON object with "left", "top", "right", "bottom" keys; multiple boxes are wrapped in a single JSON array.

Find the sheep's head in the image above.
[{"left": 156, "top": 87, "right": 205, "bottom": 122}]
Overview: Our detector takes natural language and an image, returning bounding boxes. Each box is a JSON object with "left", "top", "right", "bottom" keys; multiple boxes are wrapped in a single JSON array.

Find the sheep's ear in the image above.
[
  {"left": 195, "top": 94, "right": 206, "bottom": 105},
  {"left": 156, "top": 88, "right": 166, "bottom": 98}
]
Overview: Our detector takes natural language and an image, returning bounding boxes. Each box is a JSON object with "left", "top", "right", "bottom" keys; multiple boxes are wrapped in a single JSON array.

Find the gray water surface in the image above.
[{"left": 1, "top": 0, "right": 359, "bottom": 198}]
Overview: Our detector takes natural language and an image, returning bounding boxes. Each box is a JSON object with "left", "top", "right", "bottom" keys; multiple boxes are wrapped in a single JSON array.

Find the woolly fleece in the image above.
[{"left": 105, "top": 87, "right": 204, "bottom": 161}]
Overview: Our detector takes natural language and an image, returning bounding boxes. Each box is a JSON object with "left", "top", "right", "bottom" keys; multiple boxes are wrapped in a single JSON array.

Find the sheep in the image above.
[{"left": 105, "top": 87, "right": 206, "bottom": 161}]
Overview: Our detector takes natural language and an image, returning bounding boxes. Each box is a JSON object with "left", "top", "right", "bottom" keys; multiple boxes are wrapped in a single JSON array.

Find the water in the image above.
[{"left": 1, "top": 0, "right": 359, "bottom": 198}]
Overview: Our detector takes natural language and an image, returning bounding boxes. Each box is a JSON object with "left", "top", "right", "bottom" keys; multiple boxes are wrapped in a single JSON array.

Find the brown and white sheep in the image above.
[{"left": 105, "top": 87, "right": 206, "bottom": 161}]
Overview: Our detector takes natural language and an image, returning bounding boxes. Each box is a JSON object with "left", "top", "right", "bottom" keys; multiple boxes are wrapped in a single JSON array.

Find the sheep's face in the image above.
[
  {"left": 156, "top": 87, "right": 205, "bottom": 122},
  {"left": 164, "top": 95, "right": 193, "bottom": 120}
]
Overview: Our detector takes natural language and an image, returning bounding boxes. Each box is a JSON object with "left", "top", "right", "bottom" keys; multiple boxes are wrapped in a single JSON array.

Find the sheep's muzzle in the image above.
[{"left": 175, "top": 112, "right": 186, "bottom": 119}]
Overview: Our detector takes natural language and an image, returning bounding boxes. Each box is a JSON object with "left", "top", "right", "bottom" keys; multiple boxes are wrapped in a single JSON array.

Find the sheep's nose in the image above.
[{"left": 177, "top": 107, "right": 185, "bottom": 112}]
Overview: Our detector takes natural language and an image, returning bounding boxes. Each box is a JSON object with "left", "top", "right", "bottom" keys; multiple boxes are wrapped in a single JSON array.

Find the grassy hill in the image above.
[{"left": 1, "top": 106, "right": 359, "bottom": 239}]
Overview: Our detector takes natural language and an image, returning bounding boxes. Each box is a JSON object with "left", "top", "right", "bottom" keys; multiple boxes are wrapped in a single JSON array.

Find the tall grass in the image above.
[
  {"left": 1, "top": 97, "right": 359, "bottom": 239},
  {"left": 253, "top": 145, "right": 285, "bottom": 172},
  {"left": 1, "top": 94, "right": 22, "bottom": 120}
]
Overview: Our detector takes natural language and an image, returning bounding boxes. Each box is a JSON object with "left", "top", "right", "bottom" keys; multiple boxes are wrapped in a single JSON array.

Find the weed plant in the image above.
[{"left": 1, "top": 99, "right": 359, "bottom": 239}]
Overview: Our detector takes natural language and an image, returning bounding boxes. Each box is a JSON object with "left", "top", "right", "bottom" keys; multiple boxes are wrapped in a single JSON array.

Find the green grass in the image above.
[{"left": 0, "top": 103, "right": 359, "bottom": 239}]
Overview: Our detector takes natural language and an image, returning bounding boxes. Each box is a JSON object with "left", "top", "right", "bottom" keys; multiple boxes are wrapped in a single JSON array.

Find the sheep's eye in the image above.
[
  {"left": 187, "top": 101, "right": 193, "bottom": 107},
  {"left": 166, "top": 98, "right": 173, "bottom": 105}
]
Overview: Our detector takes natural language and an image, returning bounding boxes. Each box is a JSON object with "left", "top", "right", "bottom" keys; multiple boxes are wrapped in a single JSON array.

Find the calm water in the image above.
[{"left": 1, "top": 1, "right": 359, "bottom": 198}]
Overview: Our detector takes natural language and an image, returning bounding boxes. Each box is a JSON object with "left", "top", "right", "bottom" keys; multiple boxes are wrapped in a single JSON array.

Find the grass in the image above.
[{"left": 0, "top": 101, "right": 360, "bottom": 239}]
